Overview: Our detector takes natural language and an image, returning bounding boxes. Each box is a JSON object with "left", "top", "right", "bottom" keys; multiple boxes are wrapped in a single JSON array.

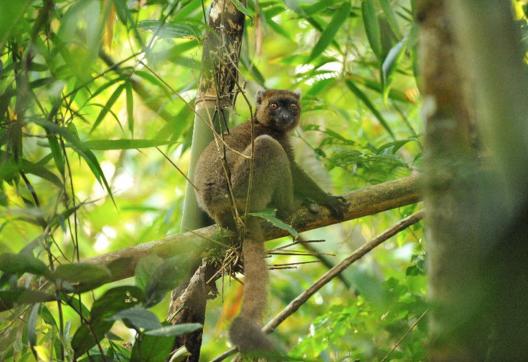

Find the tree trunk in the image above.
[
  {"left": 420, "top": 0, "right": 528, "bottom": 359},
  {"left": 416, "top": 1, "right": 483, "bottom": 360},
  {"left": 448, "top": 1, "right": 528, "bottom": 360},
  {"left": 170, "top": 1, "right": 245, "bottom": 360}
]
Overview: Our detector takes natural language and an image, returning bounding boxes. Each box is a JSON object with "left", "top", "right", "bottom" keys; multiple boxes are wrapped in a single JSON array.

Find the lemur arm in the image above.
[{"left": 291, "top": 162, "right": 348, "bottom": 218}]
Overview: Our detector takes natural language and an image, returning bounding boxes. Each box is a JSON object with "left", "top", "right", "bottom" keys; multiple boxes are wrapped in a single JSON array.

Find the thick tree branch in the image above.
[
  {"left": 0, "top": 175, "right": 419, "bottom": 312},
  {"left": 212, "top": 211, "right": 424, "bottom": 362}
]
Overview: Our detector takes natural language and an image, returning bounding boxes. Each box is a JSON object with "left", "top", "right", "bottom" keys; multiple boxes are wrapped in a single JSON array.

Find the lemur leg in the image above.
[
  {"left": 228, "top": 135, "right": 293, "bottom": 357},
  {"left": 231, "top": 134, "right": 295, "bottom": 217}
]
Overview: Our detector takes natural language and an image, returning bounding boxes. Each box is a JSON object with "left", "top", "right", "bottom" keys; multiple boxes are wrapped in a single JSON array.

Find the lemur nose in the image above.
[{"left": 279, "top": 113, "right": 290, "bottom": 122}]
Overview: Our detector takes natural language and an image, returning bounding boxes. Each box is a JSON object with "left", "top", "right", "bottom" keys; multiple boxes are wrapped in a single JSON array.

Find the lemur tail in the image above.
[{"left": 228, "top": 220, "right": 276, "bottom": 356}]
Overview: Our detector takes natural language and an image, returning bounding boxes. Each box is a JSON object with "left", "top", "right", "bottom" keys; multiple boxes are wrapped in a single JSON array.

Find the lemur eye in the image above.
[
  {"left": 269, "top": 103, "right": 278, "bottom": 110},
  {"left": 290, "top": 103, "right": 298, "bottom": 110}
]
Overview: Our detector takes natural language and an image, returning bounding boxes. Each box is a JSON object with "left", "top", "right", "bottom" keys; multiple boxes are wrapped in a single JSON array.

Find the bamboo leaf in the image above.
[
  {"left": 362, "top": 0, "right": 382, "bottom": 59},
  {"left": 90, "top": 83, "right": 125, "bottom": 133},
  {"left": 308, "top": 2, "right": 351, "bottom": 62},
  {"left": 112, "top": 0, "right": 131, "bottom": 25},
  {"left": 378, "top": 0, "right": 402, "bottom": 39},
  {"left": 55, "top": 123, "right": 116, "bottom": 203},
  {"left": 138, "top": 21, "right": 201, "bottom": 39},
  {"left": 27, "top": 303, "right": 40, "bottom": 348},
  {"left": 134, "top": 70, "right": 171, "bottom": 97},
  {"left": 46, "top": 132, "right": 65, "bottom": 175},
  {"left": 0, "top": 0, "right": 32, "bottom": 45},
  {"left": 230, "top": 0, "right": 255, "bottom": 17},
  {"left": 381, "top": 37, "right": 406, "bottom": 96},
  {"left": 125, "top": 82, "right": 134, "bottom": 135},
  {"left": 83, "top": 139, "right": 174, "bottom": 150},
  {"left": 145, "top": 323, "right": 202, "bottom": 337},
  {"left": 249, "top": 210, "right": 299, "bottom": 238},
  {"left": 345, "top": 80, "right": 395, "bottom": 139},
  {"left": 0, "top": 153, "right": 63, "bottom": 188}
]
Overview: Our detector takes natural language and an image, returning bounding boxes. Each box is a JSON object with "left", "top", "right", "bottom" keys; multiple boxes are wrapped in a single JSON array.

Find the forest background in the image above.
[{"left": 1, "top": 0, "right": 527, "bottom": 361}]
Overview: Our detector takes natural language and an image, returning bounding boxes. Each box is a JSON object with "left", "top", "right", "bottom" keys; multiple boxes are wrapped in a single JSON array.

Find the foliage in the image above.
[{"left": 0, "top": 0, "right": 436, "bottom": 360}]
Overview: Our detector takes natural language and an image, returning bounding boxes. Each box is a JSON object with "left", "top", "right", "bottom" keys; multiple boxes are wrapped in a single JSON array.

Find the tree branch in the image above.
[
  {"left": 212, "top": 211, "right": 424, "bottom": 362},
  {"left": 0, "top": 175, "right": 419, "bottom": 312}
]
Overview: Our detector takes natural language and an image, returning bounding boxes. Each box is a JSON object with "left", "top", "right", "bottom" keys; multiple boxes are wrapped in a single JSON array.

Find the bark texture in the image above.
[
  {"left": 417, "top": 1, "right": 483, "bottom": 360},
  {"left": 448, "top": 1, "right": 528, "bottom": 359},
  {"left": 173, "top": 1, "right": 245, "bottom": 359}
]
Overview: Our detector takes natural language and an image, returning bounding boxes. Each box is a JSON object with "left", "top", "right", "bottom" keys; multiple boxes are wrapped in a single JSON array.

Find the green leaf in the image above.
[
  {"left": 144, "top": 257, "right": 188, "bottom": 307},
  {"left": 134, "top": 71, "right": 171, "bottom": 97},
  {"left": 345, "top": 80, "right": 395, "bottom": 139},
  {"left": 347, "top": 73, "right": 409, "bottom": 103},
  {"left": 308, "top": 2, "right": 350, "bottom": 62},
  {"left": 362, "top": 0, "right": 382, "bottom": 59},
  {"left": 39, "top": 305, "right": 57, "bottom": 328},
  {"left": 249, "top": 210, "right": 299, "bottom": 238},
  {"left": 378, "top": 0, "right": 402, "bottom": 39},
  {"left": 0, "top": 0, "right": 31, "bottom": 45},
  {"left": 130, "top": 333, "right": 174, "bottom": 362},
  {"left": 381, "top": 37, "right": 406, "bottom": 95},
  {"left": 306, "top": 78, "right": 336, "bottom": 97},
  {"left": 112, "top": 0, "right": 131, "bottom": 25},
  {"left": 283, "top": 0, "right": 305, "bottom": 15},
  {"left": 52, "top": 263, "right": 111, "bottom": 284},
  {"left": 264, "top": 15, "right": 293, "bottom": 41},
  {"left": 231, "top": 0, "right": 255, "bottom": 17},
  {"left": 0, "top": 152, "right": 63, "bottom": 188},
  {"left": 72, "top": 321, "right": 114, "bottom": 359},
  {"left": 145, "top": 323, "right": 202, "bottom": 337},
  {"left": 90, "top": 83, "right": 125, "bottom": 133},
  {"left": 52, "top": 123, "right": 116, "bottom": 203},
  {"left": 125, "top": 82, "right": 134, "bottom": 135},
  {"left": 46, "top": 133, "right": 65, "bottom": 175},
  {"left": 108, "top": 306, "right": 162, "bottom": 330},
  {"left": 0, "top": 253, "right": 49, "bottom": 276},
  {"left": 27, "top": 303, "right": 40, "bottom": 347},
  {"left": 83, "top": 139, "right": 174, "bottom": 150},
  {"left": 72, "top": 286, "right": 144, "bottom": 358},
  {"left": 30, "top": 77, "right": 54, "bottom": 89},
  {"left": 138, "top": 21, "right": 201, "bottom": 39},
  {"left": 135, "top": 255, "right": 163, "bottom": 292},
  {"left": 0, "top": 289, "right": 53, "bottom": 310},
  {"left": 90, "top": 286, "right": 144, "bottom": 321}
]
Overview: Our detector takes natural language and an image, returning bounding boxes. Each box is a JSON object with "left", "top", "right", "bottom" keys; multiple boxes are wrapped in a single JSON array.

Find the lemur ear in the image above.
[
  {"left": 293, "top": 89, "right": 301, "bottom": 99},
  {"left": 256, "top": 90, "right": 265, "bottom": 105}
]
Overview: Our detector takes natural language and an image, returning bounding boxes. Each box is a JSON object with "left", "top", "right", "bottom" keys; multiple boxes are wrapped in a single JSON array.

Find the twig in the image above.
[
  {"left": 380, "top": 309, "right": 428, "bottom": 362},
  {"left": 156, "top": 147, "right": 199, "bottom": 191},
  {"left": 269, "top": 260, "right": 321, "bottom": 267},
  {"left": 210, "top": 211, "right": 424, "bottom": 362},
  {"left": 271, "top": 239, "right": 325, "bottom": 251}
]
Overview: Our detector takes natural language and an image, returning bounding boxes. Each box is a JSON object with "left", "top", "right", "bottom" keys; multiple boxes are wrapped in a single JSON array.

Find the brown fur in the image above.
[{"left": 194, "top": 89, "right": 347, "bottom": 357}]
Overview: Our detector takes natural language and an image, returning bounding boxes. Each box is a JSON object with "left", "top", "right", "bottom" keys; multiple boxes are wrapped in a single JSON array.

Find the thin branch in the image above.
[
  {"left": 381, "top": 309, "right": 428, "bottom": 362},
  {"left": 156, "top": 147, "right": 199, "bottom": 191},
  {"left": 211, "top": 210, "right": 424, "bottom": 362}
]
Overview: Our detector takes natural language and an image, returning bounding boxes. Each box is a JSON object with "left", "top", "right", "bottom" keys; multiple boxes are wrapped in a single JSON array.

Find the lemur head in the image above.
[{"left": 255, "top": 89, "right": 301, "bottom": 132}]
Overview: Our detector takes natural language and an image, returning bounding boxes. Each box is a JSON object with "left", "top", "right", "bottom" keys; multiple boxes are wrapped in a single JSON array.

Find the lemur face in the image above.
[{"left": 256, "top": 89, "right": 301, "bottom": 132}]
